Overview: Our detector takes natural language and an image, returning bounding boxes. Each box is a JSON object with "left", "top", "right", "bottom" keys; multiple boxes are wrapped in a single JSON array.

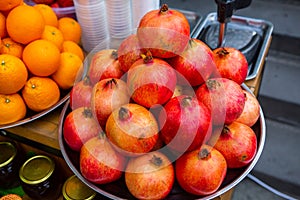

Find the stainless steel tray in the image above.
[
  {"left": 0, "top": 91, "right": 70, "bottom": 130},
  {"left": 192, "top": 12, "right": 273, "bottom": 80}
]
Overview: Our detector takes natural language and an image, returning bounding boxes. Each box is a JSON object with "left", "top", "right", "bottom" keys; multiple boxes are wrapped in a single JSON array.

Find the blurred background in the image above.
[{"left": 162, "top": 0, "right": 300, "bottom": 199}]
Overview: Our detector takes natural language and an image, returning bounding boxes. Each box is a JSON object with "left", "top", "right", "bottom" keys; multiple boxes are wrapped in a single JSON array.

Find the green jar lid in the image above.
[
  {"left": 19, "top": 155, "right": 55, "bottom": 185},
  {"left": 62, "top": 175, "right": 96, "bottom": 200},
  {"left": 0, "top": 142, "right": 16, "bottom": 168}
]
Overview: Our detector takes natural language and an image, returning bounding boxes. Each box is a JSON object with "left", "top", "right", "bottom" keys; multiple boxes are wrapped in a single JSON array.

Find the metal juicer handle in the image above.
[
  {"left": 215, "top": 0, "right": 252, "bottom": 47},
  {"left": 215, "top": 0, "right": 252, "bottom": 23}
]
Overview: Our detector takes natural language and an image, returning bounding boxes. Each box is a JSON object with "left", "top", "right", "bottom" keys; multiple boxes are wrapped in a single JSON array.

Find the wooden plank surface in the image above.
[
  {"left": 244, "top": 36, "right": 272, "bottom": 96},
  {"left": 3, "top": 107, "right": 62, "bottom": 151}
]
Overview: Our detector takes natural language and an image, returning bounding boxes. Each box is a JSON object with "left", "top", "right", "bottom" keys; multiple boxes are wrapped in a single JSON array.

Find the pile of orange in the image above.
[{"left": 0, "top": 0, "right": 85, "bottom": 125}]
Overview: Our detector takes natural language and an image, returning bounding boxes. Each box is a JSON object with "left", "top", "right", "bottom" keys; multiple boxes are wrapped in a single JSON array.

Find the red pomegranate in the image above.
[
  {"left": 159, "top": 95, "right": 212, "bottom": 153},
  {"left": 91, "top": 78, "right": 130, "bottom": 129},
  {"left": 63, "top": 107, "right": 101, "bottom": 152},
  {"left": 167, "top": 38, "right": 216, "bottom": 86},
  {"left": 236, "top": 89, "right": 260, "bottom": 127},
  {"left": 196, "top": 78, "right": 246, "bottom": 125},
  {"left": 105, "top": 103, "right": 159, "bottom": 156},
  {"left": 213, "top": 47, "right": 248, "bottom": 85},
  {"left": 88, "top": 49, "right": 124, "bottom": 85},
  {"left": 213, "top": 121, "right": 258, "bottom": 168},
  {"left": 137, "top": 4, "right": 190, "bottom": 58},
  {"left": 127, "top": 51, "right": 177, "bottom": 108},
  {"left": 117, "top": 34, "right": 143, "bottom": 72},
  {"left": 175, "top": 144, "right": 227, "bottom": 196},
  {"left": 125, "top": 151, "right": 174, "bottom": 199},
  {"left": 69, "top": 76, "right": 93, "bottom": 110},
  {"left": 80, "top": 133, "right": 127, "bottom": 184}
]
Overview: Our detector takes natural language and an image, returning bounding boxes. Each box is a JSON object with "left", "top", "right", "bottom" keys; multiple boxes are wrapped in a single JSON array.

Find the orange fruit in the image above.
[
  {"left": 6, "top": 5, "right": 45, "bottom": 44},
  {"left": 22, "top": 76, "right": 60, "bottom": 112},
  {"left": 0, "top": 54, "right": 28, "bottom": 94},
  {"left": 41, "top": 25, "right": 64, "bottom": 50},
  {"left": 0, "top": 93, "right": 26, "bottom": 125},
  {"left": 33, "top": 4, "right": 58, "bottom": 27},
  {"left": 22, "top": 39, "right": 60, "bottom": 76},
  {"left": 0, "top": 12, "right": 7, "bottom": 39},
  {"left": 58, "top": 17, "right": 81, "bottom": 44},
  {"left": 62, "top": 40, "right": 84, "bottom": 61},
  {"left": 0, "top": 37, "right": 24, "bottom": 58},
  {"left": 0, "top": 0, "right": 23, "bottom": 12},
  {"left": 52, "top": 52, "right": 83, "bottom": 90}
]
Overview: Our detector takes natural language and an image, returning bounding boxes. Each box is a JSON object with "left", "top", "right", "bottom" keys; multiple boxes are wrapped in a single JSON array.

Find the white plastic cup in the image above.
[
  {"left": 131, "top": 0, "right": 160, "bottom": 29},
  {"left": 106, "top": 0, "right": 133, "bottom": 38},
  {"left": 74, "top": 0, "right": 109, "bottom": 52}
]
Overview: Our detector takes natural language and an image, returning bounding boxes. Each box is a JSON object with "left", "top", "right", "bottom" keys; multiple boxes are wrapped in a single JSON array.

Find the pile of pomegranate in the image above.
[{"left": 62, "top": 4, "right": 261, "bottom": 199}]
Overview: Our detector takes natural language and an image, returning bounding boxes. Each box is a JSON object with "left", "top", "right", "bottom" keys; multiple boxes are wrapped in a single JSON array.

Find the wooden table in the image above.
[{"left": 0, "top": 45, "right": 269, "bottom": 199}]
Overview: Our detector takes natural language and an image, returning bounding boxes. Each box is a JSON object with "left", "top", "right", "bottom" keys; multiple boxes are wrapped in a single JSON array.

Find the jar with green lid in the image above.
[
  {"left": 62, "top": 175, "right": 96, "bottom": 200},
  {"left": 19, "top": 155, "right": 61, "bottom": 200},
  {"left": 0, "top": 141, "right": 23, "bottom": 189}
]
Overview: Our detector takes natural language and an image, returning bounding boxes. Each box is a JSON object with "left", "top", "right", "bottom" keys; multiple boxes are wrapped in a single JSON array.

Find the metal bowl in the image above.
[
  {"left": 0, "top": 90, "right": 70, "bottom": 130},
  {"left": 58, "top": 84, "right": 266, "bottom": 200}
]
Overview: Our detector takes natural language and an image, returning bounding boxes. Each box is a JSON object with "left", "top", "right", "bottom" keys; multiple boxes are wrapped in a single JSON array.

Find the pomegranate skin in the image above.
[
  {"left": 63, "top": 107, "right": 101, "bottom": 152},
  {"left": 196, "top": 78, "right": 246, "bottom": 125},
  {"left": 118, "top": 34, "right": 143, "bottom": 73},
  {"left": 125, "top": 151, "right": 174, "bottom": 199},
  {"left": 213, "top": 121, "right": 258, "bottom": 168},
  {"left": 91, "top": 78, "right": 130, "bottom": 129},
  {"left": 159, "top": 95, "right": 212, "bottom": 153},
  {"left": 69, "top": 76, "right": 93, "bottom": 110},
  {"left": 175, "top": 144, "right": 227, "bottom": 196},
  {"left": 127, "top": 57, "right": 177, "bottom": 108},
  {"left": 80, "top": 134, "right": 127, "bottom": 184},
  {"left": 235, "top": 90, "right": 260, "bottom": 127},
  {"left": 167, "top": 38, "right": 216, "bottom": 86},
  {"left": 137, "top": 4, "right": 190, "bottom": 58},
  {"left": 88, "top": 49, "right": 124, "bottom": 85},
  {"left": 213, "top": 47, "right": 248, "bottom": 85},
  {"left": 105, "top": 103, "right": 159, "bottom": 156}
]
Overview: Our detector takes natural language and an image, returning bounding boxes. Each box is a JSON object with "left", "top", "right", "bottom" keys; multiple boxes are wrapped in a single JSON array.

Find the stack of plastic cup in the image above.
[
  {"left": 105, "top": 0, "right": 133, "bottom": 39},
  {"left": 131, "top": 0, "right": 160, "bottom": 29},
  {"left": 73, "top": 0, "right": 109, "bottom": 52}
]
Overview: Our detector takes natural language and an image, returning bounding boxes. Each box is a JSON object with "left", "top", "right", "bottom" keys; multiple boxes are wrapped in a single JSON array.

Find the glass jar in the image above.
[
  {"left": 19, "top": 155, "right": 61, "bottom": 200},
  {"left": 0, "top": 141, "right": 22, "bottom": 189},
  {"left": 62, "top": 175, "right": 96, "bottom": 200}
]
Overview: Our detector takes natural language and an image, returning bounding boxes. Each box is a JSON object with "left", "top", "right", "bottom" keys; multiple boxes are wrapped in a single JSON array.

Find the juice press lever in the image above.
[{"left": 215, "top": 0, "right": 252, "bottom": 47}]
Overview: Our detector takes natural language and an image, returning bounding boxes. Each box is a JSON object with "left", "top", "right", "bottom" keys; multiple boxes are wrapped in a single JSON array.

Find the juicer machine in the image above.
[{"left": 192, "top": 0, "right": 273, "bottom": 80}]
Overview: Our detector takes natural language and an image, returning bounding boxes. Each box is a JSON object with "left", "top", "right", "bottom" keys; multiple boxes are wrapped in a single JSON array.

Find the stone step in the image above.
[
  {"left": 232, "top": 175, "right": 299, "bottom": 200},
  {"left": 259, "top": 49, "right": 300, "bottom": 106},
  {"left": 252, "top": 118, "right": 300, "bottom": 186},
  {"left": 258, "top": 95, "right": 300, "bottom": 127}
]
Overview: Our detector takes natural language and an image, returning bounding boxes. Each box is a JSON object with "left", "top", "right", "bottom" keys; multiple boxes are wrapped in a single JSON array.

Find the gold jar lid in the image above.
[
  {"left": 19, "top": 155, "right": 55, "bottom": 185},
  {"left": 62, "top": 175, "right": 96, "bottom": 200},
  {"left": 0, "top": 141, "right": 16, "bottom": 168}
]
